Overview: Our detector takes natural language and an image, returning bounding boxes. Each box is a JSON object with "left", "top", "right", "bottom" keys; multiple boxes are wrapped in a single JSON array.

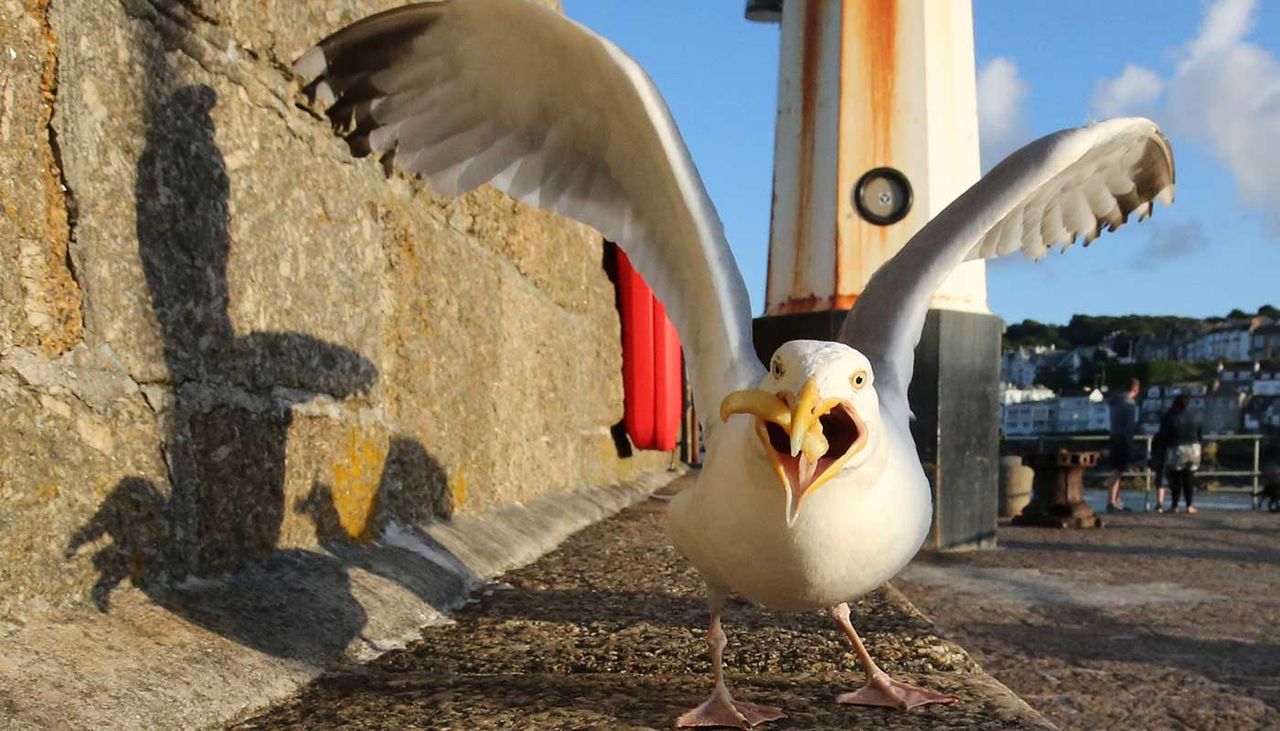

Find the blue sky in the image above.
[{"left": 562, "top": 0, "right": 1280, "bottom": 326}]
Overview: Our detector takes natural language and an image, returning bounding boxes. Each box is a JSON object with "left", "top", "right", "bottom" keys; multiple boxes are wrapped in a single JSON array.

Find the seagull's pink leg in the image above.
[
  {"left": 677, "top": 592, "right": 786, "bottom": 729},
  {"left": 828, "top": 602, "right": 955, "bottom": 710}
]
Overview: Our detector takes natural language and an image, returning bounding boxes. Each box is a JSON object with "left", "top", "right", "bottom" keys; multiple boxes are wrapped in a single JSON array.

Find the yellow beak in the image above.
[
  {"left": 721, "top": 379, "right": 863, "bottom": 525},
  {"left": 720, "top": 378, "right": 831, "bottom": 463},
  {"left": 789, "top": 378, "right": 822, "bottom": 459}
]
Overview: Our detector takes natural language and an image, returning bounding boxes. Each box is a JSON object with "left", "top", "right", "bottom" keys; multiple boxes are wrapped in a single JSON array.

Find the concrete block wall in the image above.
[{"left": 0, "top": 0, "right": 668, "bottom": 619}]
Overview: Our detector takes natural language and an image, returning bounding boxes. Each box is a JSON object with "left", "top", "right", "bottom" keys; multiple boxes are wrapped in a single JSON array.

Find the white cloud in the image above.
[
  {"left": 1130, "top": 220, "right": 1208, "bottom": 269},
  {"left": 1091, "top": 64, "right": 1164, "bottom": 120},
  {"left": 1094, "top": 0, "right": 1280, "bottom": 232},
  {"left": 1167, "top": 0, "right": 1280, "bottom": 230},
  {"left": 976, "top": 57, "right": 1030, "bottom": 171},
  {"left": 1184, "top": 0, "right": 1255, "bottom": 62}
]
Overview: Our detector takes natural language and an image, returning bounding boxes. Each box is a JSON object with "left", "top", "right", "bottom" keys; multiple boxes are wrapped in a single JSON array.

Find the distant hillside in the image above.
[{"left": 1004, "top": 305, "right": 1280, "bottom": 352}]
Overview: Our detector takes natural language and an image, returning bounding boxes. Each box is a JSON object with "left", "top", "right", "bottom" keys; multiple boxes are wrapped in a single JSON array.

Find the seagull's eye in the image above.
[
  {"left": 851, "top": 370, "right": 869, "bottom": 389},
  {"left": 771, "top": 358, "right": 785, "bottom": 379}
]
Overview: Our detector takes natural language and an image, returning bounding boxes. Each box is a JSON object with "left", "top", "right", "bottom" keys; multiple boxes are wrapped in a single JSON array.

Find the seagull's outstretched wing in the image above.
[
  {"left": 294, "top": 0, "right": 762, "bottom": 433},
  {"left": 838, "top": 118, "right": 1174, "bottom": 420}
]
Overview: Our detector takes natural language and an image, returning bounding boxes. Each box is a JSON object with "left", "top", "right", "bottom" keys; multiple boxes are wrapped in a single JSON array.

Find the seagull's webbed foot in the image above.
[
  {"left": 679, "top": 590, "right": 786, "bottom": 728},
  {"left": 677, "top": 689, "right": 785, "bottom": 729},
  {"left": 836, "top": 669, "right": 955, "bottom": 710},
  {"left": 828, "top": 602, "right": 955, "bottom": 712}
]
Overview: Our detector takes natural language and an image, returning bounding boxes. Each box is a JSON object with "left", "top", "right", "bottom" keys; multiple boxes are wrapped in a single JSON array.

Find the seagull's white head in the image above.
[{"left": 720, "top": 340, "right": 882, "bottom": 526}]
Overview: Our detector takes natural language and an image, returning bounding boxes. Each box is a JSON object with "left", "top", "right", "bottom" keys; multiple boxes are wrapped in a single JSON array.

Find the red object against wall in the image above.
[
  {"left": 616, "top": 248, "right": 682, "bottom": 452},
  {"left": 651, "top": 298, "right": 681, "bottom": 451}
]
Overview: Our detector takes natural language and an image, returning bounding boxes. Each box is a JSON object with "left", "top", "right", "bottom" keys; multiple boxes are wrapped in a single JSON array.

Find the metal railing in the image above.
[{"left": 1003, "top": 433, "right": 1266, "bottom": 510}]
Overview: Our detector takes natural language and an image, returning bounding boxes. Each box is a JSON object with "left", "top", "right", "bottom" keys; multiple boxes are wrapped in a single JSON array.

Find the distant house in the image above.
[
  {"left": 1000, "top": 347, "right": 1043, "bottom": 388},
  {"left": 1251, "top": 324, "right": 1280, "bottom": 360},
  {"left": 999, "top": 317, "right": 1278, "bottom": 437},
  {"left": 1178, "top": 319, "right": 1269, "bottom": 363},
  {"left": 999, "top": 383, "right": 1055, "bottom": 436},
  {"left": 1000, "top": 387, "right": 1107, "bottom": 436},
  {"left": 1141, "top": 382, "right": 1245, "bottom": 435},
  {"left": 1000, "top": 384, "right": 1056, "bottom": 404},
  {"left": 1219, "top": 361, "right": 1258, "bottom": 384},
  {"left": 1214, "top": 360, "right": 1280, "bottom": 396},
  {"left": 1056, "top": 389, "right": 1109, "bottom": 433},
  {"left": 1042, "top": 344, "right": 1116, "bottom": 384},
  {"left": 1002, "top": 399, "right": 1059, "bottom": 437},
  {"left": 1255, "top": 363, "right": 1280, "bottom": 396}
]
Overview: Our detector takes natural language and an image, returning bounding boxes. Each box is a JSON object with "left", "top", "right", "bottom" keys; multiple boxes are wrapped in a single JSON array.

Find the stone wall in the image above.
[{"left": 0, "top": 0, "right": 668, "bottom": 618}]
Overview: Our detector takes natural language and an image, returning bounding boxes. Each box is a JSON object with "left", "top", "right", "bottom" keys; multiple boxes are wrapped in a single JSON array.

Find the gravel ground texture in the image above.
[
  {"left": 897, "top": 492, "right": 1280, "bottom": 731},
  {"left": 231, "top": 475, "right": 1049, "bottom": 730}
]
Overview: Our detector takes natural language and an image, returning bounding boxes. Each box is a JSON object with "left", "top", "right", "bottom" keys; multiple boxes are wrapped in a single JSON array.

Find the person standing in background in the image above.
[
  {"left": 1152, "top": 412, "right": 1172, "bottom": 514},
  {"left": 1158, "top": 393, "right": 1203, "bottom": 514},
  {"left": 1105, "top": 379, "right": 1142, "bottom": 513}
]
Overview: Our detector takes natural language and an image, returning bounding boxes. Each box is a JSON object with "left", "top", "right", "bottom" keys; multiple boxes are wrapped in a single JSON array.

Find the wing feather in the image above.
[
  {"left": 296, "top": 0, "right": 762, "bottom": 433},
  {"left": 838, "top": 118, "right": 1174, "bottom": 422}
]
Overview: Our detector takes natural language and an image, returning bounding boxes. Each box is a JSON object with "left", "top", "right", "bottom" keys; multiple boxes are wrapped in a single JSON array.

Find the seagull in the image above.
[{"left": 294, "top": 0, "right": 1175, "bottom": 727}]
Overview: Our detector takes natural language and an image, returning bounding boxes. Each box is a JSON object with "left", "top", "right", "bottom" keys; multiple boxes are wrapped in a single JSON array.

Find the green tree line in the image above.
[{"left": 1004, "top": 305, "right": 1279, "bottom": 352}]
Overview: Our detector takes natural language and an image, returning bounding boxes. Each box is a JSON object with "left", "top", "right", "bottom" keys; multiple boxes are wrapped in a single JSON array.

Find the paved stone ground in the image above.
[
  {"left": 898, "top": 496, "right": 1280, "bottom": 731},
  {"left": 231, "top": 476, "right": 1048, "bottom": 730}
]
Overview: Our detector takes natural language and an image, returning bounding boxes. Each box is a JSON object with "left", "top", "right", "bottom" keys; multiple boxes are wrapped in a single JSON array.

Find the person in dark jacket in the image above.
[
  {"left": 1156, "top": 393, "right": 1203, "bottom": 514},
  {"left": 1105, "top": 379, "right": 1142, "bottom": 512},
  {"left": 1148, "top": 428, "right": 1170, "bottom": 513}
]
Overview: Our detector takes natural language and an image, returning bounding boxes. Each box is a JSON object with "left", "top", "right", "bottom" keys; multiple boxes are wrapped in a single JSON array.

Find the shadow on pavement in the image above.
[
  {"left": 961, "top": 613, "right": 1280, "bottom": 713},
  {"left": 998, "top": 537, "right": 1280, "bottom": 567}
]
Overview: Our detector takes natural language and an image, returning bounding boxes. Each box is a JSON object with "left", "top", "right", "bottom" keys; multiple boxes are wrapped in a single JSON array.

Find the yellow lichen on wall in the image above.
[
  {"left": 449, "top": 468, "right": 469, "bottom": 510},
  {"left": 0, "top": 0, "right": 84, "bottom": 355},
  {"left": 329, "top": 428, "right": 387, "bottom": 544}
]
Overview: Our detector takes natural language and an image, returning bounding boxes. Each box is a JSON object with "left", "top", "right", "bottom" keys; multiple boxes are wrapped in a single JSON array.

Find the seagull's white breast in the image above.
[{"left": 669, "top": 412, "right": 932, "bottom": 612}]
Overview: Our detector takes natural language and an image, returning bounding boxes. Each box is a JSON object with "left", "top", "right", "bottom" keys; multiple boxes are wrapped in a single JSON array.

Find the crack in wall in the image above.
[
  {"left": 118, "top": 0, "right": 349, "bottom": 157},
  {"left": 46, "top": 114, "right": 83, "bottom": 330},
  {"left": 172, "top": 0, "right": 219, "bottom": 27}
]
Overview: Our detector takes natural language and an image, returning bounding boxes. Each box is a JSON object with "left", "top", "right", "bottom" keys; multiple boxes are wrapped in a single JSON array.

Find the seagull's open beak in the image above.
[{"left": 721, "top": 378, "right": 866, "bottom": 526}]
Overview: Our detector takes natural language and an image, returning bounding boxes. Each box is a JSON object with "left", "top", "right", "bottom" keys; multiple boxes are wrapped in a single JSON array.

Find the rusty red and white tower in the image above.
[
  {"left": 749, "top": 0, "right": 1002, "bottom": 551},
  {"left": 762, "top": 0, "right": 986, "bottom": 315}
]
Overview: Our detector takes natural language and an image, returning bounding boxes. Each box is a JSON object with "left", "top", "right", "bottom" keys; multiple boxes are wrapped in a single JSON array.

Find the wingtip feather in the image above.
[
  {"left": 293, "top": 46, "right": 328, "bottom": 83},
  {"left": 314, "top": 80, "right": 336, "bottom": 107}
]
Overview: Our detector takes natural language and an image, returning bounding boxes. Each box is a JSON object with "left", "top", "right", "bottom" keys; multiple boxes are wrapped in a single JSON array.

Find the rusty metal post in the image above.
[
  {"left": 681, "top": 366, "right": 703, "bottom": 467},
  {"left": 759, "top": 0, "right": 988, "bottom": 317},
  {"left": 750, "top": 0, "right": 1003, "bottom": 551}
]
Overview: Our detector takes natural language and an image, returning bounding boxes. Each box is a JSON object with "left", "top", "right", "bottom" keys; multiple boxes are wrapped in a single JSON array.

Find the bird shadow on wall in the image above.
[{"left": 63, "top": 36, "right": 476, "bottom": 666}]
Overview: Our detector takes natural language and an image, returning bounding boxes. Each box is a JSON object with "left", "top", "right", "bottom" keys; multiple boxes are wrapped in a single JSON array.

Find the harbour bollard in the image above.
[
  {"left": 1012, "top": 449, "right": 1103, "bottom": 529},
  {"left": 998, "top": 455, "right": 1034, "bottom": 518}
]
